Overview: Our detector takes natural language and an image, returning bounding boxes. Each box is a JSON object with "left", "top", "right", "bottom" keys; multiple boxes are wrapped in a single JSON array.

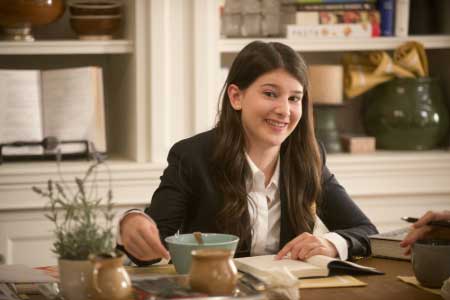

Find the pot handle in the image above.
[{"left": 90, "top": 256, "right": 103, "bottom": 295}]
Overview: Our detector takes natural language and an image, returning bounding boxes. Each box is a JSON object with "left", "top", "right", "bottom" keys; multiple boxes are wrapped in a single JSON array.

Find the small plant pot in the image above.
[{"left": 58, "top": 259, "right": 95, "bottom": 300}]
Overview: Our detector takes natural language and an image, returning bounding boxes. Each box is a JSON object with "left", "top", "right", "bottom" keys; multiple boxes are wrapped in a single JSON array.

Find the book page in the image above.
[
  {"left": 234, "top": 255, "right": 327, "bottom": 278},
  {"left": 0, "top": 70, "right": 44, "bottom": 155},
  {"left": 41, "top": 67, "right": 106, "bottom": 154}
]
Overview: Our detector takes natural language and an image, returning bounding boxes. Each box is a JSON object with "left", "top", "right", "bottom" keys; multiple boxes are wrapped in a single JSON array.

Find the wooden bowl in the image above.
[
  {"left": 70, "top": 15, "right": 121, "bottom": 40},
  {"left": 69, "top": 1, "right": 122, "bottom": 16},
  {"left": 0, "top": 0, "right": 65, "bottom": 41}
]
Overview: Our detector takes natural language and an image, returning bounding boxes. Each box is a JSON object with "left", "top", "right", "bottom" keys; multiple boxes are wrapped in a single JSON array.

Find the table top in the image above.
[
  {"left": 301, "top": 257, "right": 442, "bottom": 300},
  {"left": 28, "top": 257, "right": 441, "bottom": 300}
]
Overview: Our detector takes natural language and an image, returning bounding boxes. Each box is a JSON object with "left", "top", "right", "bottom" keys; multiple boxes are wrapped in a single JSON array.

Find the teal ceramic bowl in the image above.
[{"left": 165, "top": 233, "right": 239, "bottom": 274}]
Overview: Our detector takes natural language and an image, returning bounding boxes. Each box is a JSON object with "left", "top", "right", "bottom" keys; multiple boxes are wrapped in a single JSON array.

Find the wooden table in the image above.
[
  {"left": 301, "top": 257, "right": 441, "bottom": 300},
  {"left": 29, "top": 258, "right": 441, "bottom": 300}
]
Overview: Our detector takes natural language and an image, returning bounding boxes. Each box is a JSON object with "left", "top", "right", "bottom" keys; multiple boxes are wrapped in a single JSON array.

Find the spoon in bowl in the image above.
[{"left": 193, "top": 231, "right": 204, "bottom": 245}]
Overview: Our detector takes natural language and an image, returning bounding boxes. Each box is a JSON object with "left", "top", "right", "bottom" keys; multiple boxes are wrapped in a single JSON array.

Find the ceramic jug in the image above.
[
  {"left": 90, "top": 253, "right": 133, "bottom": 300},
  {"left": 189, "top": 248, "right": 238, "bottom": 296}
]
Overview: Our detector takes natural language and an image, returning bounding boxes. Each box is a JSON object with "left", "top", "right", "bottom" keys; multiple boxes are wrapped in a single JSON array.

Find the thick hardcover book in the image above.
[
  {"left": 0, "top": 67, "right": 106, "bottom": 156},
  {"left": 377, "top": 0, "right": 395, "bottom": 36},
  {"left": 395, "top": 0, "right": 410, "bottom": 36},
  {"left": 369, "top": 227, "right": 411, "bottom": 261},
  {"left": 286, "top": 23, "right": 375, "bottom": 38},
  {"left": 234, "top": 254, "right": 384, "bottom": 279},
  {"left": 296, "top": 2, "right": 375, "bottom": 11}
]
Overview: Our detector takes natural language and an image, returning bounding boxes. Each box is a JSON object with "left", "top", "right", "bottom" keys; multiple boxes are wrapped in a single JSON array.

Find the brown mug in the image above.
[{"left": 189, "top": 248, "right": 238, "bottom": 296}]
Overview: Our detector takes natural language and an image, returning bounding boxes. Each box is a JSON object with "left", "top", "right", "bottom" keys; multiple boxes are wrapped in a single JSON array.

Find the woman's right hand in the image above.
[{"left": 120, "top": 213, "right": 170, "bottom": 261}]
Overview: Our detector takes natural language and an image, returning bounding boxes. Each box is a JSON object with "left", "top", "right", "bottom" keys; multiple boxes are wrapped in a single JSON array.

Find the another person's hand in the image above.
[
  {"left": 400, "top": 210, "right": 450, "bottom": 255},
  {"left": 120, "top": 213, "right": 170, "bottom": 261},
  {"left": 275, "top": 232, "right": 338, "bottom": 261}
]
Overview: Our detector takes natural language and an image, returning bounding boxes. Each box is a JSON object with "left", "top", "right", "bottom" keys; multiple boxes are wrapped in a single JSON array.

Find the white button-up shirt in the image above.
[{"left": 245, "top": 154, "right": 348, "bottom": 260}]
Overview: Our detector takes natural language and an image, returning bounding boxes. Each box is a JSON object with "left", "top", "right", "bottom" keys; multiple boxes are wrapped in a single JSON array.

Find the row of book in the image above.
[{"left": 283, "top": 0, "right": 410, "bottom": 39}]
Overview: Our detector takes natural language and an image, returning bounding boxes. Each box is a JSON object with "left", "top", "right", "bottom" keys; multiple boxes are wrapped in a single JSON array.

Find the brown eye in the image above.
[{"left": 263, "top": 91, "right": 277, "bottom": 98}]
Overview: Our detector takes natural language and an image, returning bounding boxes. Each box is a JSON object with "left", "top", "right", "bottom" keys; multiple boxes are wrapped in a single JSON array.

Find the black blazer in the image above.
[{"left": 120, "top": 129, "right": 378, "bottom": 266}]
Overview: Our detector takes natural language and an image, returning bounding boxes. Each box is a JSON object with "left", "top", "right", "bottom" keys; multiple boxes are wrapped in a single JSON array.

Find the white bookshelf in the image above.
[
  {"left": 219, "top": 35, "right": 450, "bottom": 53},
  {"left": 0, "top": 40, "right": 133, "bottom": 55}
]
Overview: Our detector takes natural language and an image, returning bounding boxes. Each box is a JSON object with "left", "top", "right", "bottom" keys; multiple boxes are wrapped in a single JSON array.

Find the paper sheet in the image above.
[{"left": 0, "top": 265, "right": 57, "bottom": 283}]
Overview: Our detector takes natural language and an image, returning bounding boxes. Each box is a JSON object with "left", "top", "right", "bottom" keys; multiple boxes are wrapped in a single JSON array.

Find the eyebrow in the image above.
[{"left": 261, "top": 83, "right": 303, "bottom": 94}]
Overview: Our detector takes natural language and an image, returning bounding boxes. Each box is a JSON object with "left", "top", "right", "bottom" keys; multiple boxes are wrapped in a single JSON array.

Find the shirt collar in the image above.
[{"left": 245, "top": 153, "right": 280, "bottom": 189}]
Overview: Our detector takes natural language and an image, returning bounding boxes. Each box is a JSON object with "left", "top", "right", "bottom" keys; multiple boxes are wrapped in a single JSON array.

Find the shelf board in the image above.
[
  {"left": 0, "top": 40, "right": 133, "bottom": 55},
  {"left": 219, "top": 35, "right": 450, "bottom": 53}
]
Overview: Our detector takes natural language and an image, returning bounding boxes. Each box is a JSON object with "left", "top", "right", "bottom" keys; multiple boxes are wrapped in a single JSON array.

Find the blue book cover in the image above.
[{"left": 378, "top": 0, "right": 395, "bottom": 36}]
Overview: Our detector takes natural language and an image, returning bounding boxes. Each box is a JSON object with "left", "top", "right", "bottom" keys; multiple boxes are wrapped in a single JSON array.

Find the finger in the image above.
[
  {"left": 290, "top": 241, "right": 308, "bottom": 260},
  {"left": 304, "top": 247, "right": 326, "bottom": 260},
  {"left": 297, "top": 242, "right": 319, "bottom": 260},
  {"left": 400, "top": 226, "right": 432, "bottom": 247},
  {"left": 414, "top": 210, "right": 436, "bottom": 228},
  {"left": 403, "top": 245, "right": 412, "bottom": 256},
  {"left": 139, "top": 227, "right": 170, "bottom": 260},
  {"left": 126, "top": 242, "right": 150, "bottom": 261},
  {"left": 276, "top": 233, "right": 311, "bottom": 259}
]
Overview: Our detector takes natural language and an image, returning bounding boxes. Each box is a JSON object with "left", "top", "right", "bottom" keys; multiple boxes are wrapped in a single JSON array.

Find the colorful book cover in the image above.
[
  {"left": 296, "top": 10, "right": 380, "bottom": 36},
  {"left": 286, "top": 23, "right": 374, "bottom": 38},
  {"left": 296, "top": 2, "right": 375, "bottom": 11}
]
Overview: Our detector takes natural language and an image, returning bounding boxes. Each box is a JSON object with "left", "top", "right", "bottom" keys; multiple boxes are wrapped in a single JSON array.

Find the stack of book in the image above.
[{"left": 283, "top": 0, "right": 381, "bottom": 39}]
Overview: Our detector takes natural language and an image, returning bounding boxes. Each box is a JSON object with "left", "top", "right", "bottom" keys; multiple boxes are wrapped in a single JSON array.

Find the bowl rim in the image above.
[
  {"left": 70, "top": 15, "right": 121, "bottom": 19},
  {"left": 165, "top": 233, "right": 240, "bottom": 246},
  {"left": 69, "top": 1, "right": 122, "bottom": 9}
]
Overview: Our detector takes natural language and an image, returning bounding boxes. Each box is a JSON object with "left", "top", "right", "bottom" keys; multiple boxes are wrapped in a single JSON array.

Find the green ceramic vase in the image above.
[{"left": 364, "top": 77, "right": 449, "bottom": 150}]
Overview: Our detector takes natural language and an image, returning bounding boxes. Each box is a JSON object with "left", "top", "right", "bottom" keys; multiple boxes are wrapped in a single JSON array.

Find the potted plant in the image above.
[{"left": 32, "top": 150, "right": 122, "bottom": 300}]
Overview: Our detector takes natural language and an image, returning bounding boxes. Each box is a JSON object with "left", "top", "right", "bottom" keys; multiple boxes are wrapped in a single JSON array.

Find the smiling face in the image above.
[{"left": 227, "top": 68, "right": 304, "bottom": 153}]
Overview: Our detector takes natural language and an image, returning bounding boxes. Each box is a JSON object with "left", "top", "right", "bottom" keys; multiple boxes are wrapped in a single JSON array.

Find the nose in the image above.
[{"left": 275, "top": 97, "right": 290, "bottom": 118}]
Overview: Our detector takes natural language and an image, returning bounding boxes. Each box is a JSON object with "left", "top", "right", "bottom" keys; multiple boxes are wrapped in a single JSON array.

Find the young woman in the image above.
[{"left": 117, "top": 41, "right": 378, "bottom": 266}]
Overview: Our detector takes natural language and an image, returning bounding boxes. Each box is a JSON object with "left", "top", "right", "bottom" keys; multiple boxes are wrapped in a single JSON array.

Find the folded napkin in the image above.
[{"left": 343, "top": 41, "right": 428, "bottom": 98}]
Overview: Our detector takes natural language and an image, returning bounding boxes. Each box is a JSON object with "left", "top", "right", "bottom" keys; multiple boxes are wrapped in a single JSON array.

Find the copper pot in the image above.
[{"left": 0, "top": 0, "right": 65, "bottom": 41}]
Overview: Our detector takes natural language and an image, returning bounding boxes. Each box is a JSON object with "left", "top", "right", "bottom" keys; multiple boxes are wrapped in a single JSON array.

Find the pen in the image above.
[{"left": 401, "top": 217, "right": 450, "bottom": 228}]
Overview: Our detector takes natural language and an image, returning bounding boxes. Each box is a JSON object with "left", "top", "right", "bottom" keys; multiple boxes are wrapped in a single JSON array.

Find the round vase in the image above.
[
  {"left": 58, "top": 259, "right": 95, "bottom": 300},
  {"left": 363, "top": 77, "right": 449, "bottom": 150},
  {"left": 189, "top": 248, "right": 238, "bottom": 296},
  {"left": 90, "top": 253, "right": 133, "bottom": 300}
]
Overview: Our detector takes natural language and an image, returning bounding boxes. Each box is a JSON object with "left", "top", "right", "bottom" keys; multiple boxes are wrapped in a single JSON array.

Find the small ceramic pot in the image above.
[
  {"left": 189, "top": 248, "right": 238, "bottom": 296},
  {"left": 412, "top": 239, "right": 450, "bottom": 288},
  {"left": 70, "top": 15, "right": 121, "bottom": 40},
  {"left": 90, "top": 253, "right": 133, "bottom": 300},
  {"left": 58, "top": 259, "right": 95, "bottom": 300}
]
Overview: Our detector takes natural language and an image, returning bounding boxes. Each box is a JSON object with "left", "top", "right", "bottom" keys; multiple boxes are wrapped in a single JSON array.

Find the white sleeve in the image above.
[{"left": 313, "top": 216, "right": 349, "bottom": 260}]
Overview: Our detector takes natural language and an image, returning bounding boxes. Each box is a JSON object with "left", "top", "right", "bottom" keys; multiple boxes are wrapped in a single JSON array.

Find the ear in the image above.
[{"left": 227, "top": 84, "right": 242, "bottom": 111}]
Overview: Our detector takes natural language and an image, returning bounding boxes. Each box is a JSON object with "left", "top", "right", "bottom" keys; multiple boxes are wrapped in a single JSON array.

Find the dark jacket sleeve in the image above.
[
  {"left": 317, "top": 144, "right": 378, "bottom": 258},
  {"left": 118, "top": 142, "right": 193, "bottom": 266}
]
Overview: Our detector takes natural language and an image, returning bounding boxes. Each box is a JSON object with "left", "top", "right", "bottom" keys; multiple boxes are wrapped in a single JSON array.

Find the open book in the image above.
[
  {"left": 234, "top": 255, "right": 383, "bottom": 279},
  {"left": 0, "top": 66, "right": 106, "bottom": 156}
]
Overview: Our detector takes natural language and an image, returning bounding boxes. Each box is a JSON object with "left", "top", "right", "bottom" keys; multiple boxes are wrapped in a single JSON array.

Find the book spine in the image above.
[
  {"left": 286, "top": 23, "right": 374, "bottom": 38},
  {"left": 288, "top": 0, "right": 376, "bottom": 3},
  {"left": 395, "top": 0, "right": 410, "bottom": 37},
  {"left": 296, "top": 2, "right": 376, "bottom": 11},
  {"left": 295, "top": 10, "right": 380, "bottom": 36},
  {"left": 377, "top": 0, "right": 395, "bottom": 36}
]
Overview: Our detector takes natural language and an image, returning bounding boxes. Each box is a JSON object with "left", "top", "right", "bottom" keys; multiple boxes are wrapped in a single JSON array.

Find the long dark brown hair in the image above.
[{"left": 211, "top": 41, "right": 322, "bottom": 245}]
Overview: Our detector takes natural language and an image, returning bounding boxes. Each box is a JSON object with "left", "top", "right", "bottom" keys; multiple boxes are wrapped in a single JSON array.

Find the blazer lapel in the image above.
[{"left": 279, "top": 168, "right": 296, "bottom": 250}]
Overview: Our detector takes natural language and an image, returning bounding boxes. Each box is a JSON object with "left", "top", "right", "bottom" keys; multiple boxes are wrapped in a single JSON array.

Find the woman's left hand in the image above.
[{"left": 275, "top": 232, "right": 338, "bottom": 261}]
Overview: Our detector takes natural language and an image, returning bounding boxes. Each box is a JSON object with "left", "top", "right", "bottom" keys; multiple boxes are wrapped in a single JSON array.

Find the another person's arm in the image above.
[{"left": 400, "top": 210, "right": 450, "bottom": 254}]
